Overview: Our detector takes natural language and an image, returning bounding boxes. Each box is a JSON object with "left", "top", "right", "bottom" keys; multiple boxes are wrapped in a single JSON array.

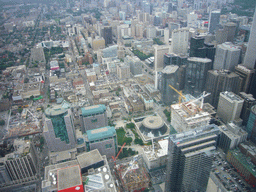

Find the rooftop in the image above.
[
  {"left": 220, "top": 91, "right": 243, "bottom": 102},
  {"left": 81, "top": 104, "right": 106, "bottom": 117},
  {"left": 57, "top": 165, "right": 82, "bottom": 191},
  {"left": 162, "top": 65, "right": 179, "bottom": 74},
  {"left": 230, "top": 148, "right": 256, "bottom": 177},
  {"left": 77, "top": 149, "right": 103, "bottom": 169},
  {"left": 86, "top": 126, "right": 116, "bottom": 142}
]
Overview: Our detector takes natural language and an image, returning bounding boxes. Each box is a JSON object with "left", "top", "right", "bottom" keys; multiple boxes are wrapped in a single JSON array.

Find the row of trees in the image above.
[{"left": 132, "top": 49, "right": 153, "bottom": 61}]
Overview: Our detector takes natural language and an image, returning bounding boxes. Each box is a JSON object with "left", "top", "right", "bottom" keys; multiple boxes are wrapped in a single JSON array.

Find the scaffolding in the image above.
[{"left": 116, "top": 158, "right": 150, "bottom": 192}]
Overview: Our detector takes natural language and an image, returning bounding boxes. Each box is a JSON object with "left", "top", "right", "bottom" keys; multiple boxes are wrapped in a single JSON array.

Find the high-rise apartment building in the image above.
[
  {"left": 80, "top": 104, "right": 108, "bottom": 133},
  {"left": 246, "top": 105, "right": 256, "bottom": 144},
  {"left": 43, "top": 105, "right": 76, "bottom": 152},
  {"left": 208, "top": 10, "right": 221, "bottom": 34},
  {"left": 205, "top": 70, "right": 241, "bottom": 108},
  {"left": 213, "top": 42, "right": 241, "bottom": 72},
  {"left": 165, "top": 124, "right": 220, "bottom": 192},
  {"left": 185, "top": 57, "right": 212, "bottom": 96},
  {"left": 170, "top": 28, "right": 189, "bottom": 55},
  {"left": 217, "top": 92, "right": 244, "bottom": 124},
  {"left": 243, "top": 7, "right": 256, "bottom": 69},
  {"left": 159, "top": 65, "right": 179, "bottom": 105}
]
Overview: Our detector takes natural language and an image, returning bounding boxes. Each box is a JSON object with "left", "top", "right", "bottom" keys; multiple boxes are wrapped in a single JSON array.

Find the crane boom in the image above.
[
  {"left": 169, "top": 84, "right": 186, "bottom": 104},
  {"left": 112, "top": 142, "right": 126, "bottom": 166}
]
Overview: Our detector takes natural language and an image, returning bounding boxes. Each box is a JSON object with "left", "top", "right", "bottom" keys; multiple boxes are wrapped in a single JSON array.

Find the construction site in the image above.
[
  {"left": 169, "top": 87, "right": 215, "bottom": 133},
  {"left": 115, "top": 156, "right": 151, "bottom": 192}
]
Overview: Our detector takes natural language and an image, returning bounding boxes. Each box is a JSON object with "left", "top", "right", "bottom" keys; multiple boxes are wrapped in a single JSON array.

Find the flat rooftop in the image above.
[
  {"left": 77, "top": 149, "right": 103, "bottom": 169},
  {"left": 220, "top": 92, "right": 243, "bottom": 102},
  {"left": 86, "top": 126, "right": 116, "bottom": 142},
  {"left": 57, "top": 165, "right": 82, "bottom": 191},
  {"left": 81, "top": 104, "right": 106, "bottom": 117}
]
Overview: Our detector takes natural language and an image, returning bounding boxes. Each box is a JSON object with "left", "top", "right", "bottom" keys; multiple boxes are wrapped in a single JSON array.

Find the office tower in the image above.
[
  {"left": 187, "top": 12, "right": 197, "bottom": 28},
  {"left": 215, "top": 28, "right": 228, "bottom": 44},
  {"left": 217, "top": 92, "right": 244, "bottom": 124},
  {"left": 246, "top": 105, "right": 256, "bottom": 144},
  {"left": 159, "top": 65, "right": 179, "bottom": 105},
  {"left": 204, "top": 70, "right": 241, "bottom": 108},
  {"left": 189, "top": 37, "right": 216, "bottom": 63},
  {"left": 235, "top": 65, "right": 255, "bottom": 93},
  {"left": 154, "top": 16, "right": 161, "bottom": 26},
  {"left": 164, "top": 28, "right": 170, "bottom": 45},
  {"left": 243, "top": 8, "right": 256, "bottom": 69},
  {"left": 218, "top": 123, "right": 248, "bottom": 153},
  {"left": 164, "top": 53, "right": 187, "bottom": 66},
  {"left": 239, "top": 92, "right": 256, "bottom": 126},
  {"left": 171, "top": 28, "right": 189, "bottom": 55},
  {"left": 185, "top": 57, "right": 212, "bottom": 96},
  {"left": 80, "top": 104, "right": 108, "bottom": 133},
  {"left": 119, "top": 11, "right": 126, "bottom": 20},
  {"left": 85, "top": 126, "right": 117, "bottom": 159},
  {"left": 165, "top": 124, "right": 220, "bottom": 192},
  {"left": 189, "top": 36, "right": 205, "bottom": 57},
  {"left": 0, "top": 139, "right": 38, "bottom": 189},
  {"left": 154, "top": 45, "right": 170, "bottom": 71},
  {"left": 223, "top": 22, "right": 237, "bottom": 42},
  {"left": 208, "top": 10, "right": 221, "bottom": 34},
  {"left": 117, "top": 62, "right": 130, "bottom": 79},
  {"left": 146, "top": 25, "right": 156, "bottom": 38},
  {"left": 213, "top": 42, "right": 241, "bottom": 72},
  {"left": 101, "top": 26, "right": 113, "bottom": 46},
  {"left": 43, "top": 105, "right": 76, "bottom": 152},
  {"left": 125, "top": 55, "right": 142, "bottom": 76}
]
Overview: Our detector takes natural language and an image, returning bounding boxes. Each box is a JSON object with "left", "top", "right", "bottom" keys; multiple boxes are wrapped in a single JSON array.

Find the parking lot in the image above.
[{"left": 212, "top": 150, "right": 254, "bottom": 192}]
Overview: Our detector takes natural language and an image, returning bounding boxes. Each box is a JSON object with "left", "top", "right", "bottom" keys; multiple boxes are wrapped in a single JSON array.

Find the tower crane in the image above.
[
  {"left": 168, "top": 84, "right": 186, "bottom": 104},
  {"left": 112, "top": 142, "right": 126, "bottom": 167}
]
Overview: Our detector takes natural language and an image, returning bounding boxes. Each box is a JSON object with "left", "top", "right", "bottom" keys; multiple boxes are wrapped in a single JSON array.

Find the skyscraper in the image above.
[
  {"left": 159, "top": 65, "right": 179, "bottom": 105},
  {"left": 208, "top": 10, "right": 221, "bottom": 34},
  {"left": 185, "top": 57, "right": 212, "bottom": 96},
  {"left": 213, "top": 42, "right": 241, "bottom": 72},
  {"left": 43, "top": 104, "right": 76, "bottom": 152},
  {"left": 223, "top": 22, "right": 237, "bottom": 42},
  {"left": 154, "top": 45, "right": 170, "bottom": 71},
  {"left": 171, "top": 28, "right": 189, "bottom": 55},
  {"left": 243, "top": 7, "right": 256, "bottom": 69},
  {"left": 101, "top": 26, "right": 113, "bottom": 46},
  {"left": 239, "top": 92, "right": 256, "bottom": 126},
  {"left": 235, "top": 64, "right": 255, "bottom": 93},
  {"left": 165, "top": 124, "right": 220, "bottom": 192},
  {"left": 246, "top": 105, "right": 256, "bottom": 144},
  {"left": 204, "top": 70, "right": 241, "bottom": 108},
  {"left": 216, "top": 92, "right": 244, "bottom": 124}
]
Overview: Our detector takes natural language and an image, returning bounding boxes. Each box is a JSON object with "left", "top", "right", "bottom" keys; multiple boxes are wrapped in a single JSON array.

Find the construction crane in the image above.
[
  {"left": 169, "top": 84, "right": 186, "bottom": 104},
  {"left": 122, "top": 155, "right": 139, "bottom": 179},
  {"left": 112, "top": 142, "right": 126, "bottom": 167},
  {"left": 186, "top": 91, "right": 211, "bottom": 109}
]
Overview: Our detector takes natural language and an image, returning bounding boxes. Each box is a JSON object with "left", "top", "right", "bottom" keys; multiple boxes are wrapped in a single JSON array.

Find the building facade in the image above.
[
  {"left": 165, "top": 125, "right": 220, "bottom": 192},
  {"left": 246, "top": 105, "right": 256, "bottom": 144},
  {"left": 44, "top": 105, "right": 76, "bottom": 152},
  {"left": 80, "top": 104, "right": 108, "bottom": 133},
  {"left": 217, "top": 92, "right": 244, "bottom": 124},
  {"left": 208, "top": 10, "right": 221, "bottom": 34},
  {"left": 85, "top": 126, "right": 117, "bottom": 159}
]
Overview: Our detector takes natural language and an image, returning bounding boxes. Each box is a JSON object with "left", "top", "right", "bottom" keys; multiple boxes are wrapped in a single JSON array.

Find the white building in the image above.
[
  {"left": 154, "top": 45, "right": 170, "bottom": 71},
  {"left": 170, "top": 28, "right": 189, "bottom": 55},
  {"left": 213, "top": 42, "right": 241, "bottom": 72},
  {"left": 187, "top": 12, "right": 197, "bottom": 28}
]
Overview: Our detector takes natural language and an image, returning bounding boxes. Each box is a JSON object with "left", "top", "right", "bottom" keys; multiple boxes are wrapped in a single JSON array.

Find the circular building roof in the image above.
[{"left": 142, "top": 116, "right": 164, "bottom": 130}]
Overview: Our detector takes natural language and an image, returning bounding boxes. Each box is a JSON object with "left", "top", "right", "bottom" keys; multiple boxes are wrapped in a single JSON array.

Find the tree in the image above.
[
  {"left": 30, "top": 95, "right": 34, "bottom": 100},
  {"left": 0, "top": 120, "right": 5, "bottom": 125}
]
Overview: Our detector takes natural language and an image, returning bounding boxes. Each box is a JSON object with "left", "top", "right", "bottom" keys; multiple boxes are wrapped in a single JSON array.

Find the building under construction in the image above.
[
  {"left": 171, "top": 94, "right": 215, "bottom": 133},
  {"left": 115, "top": 157, "right": 150, "bottom": 192}
]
